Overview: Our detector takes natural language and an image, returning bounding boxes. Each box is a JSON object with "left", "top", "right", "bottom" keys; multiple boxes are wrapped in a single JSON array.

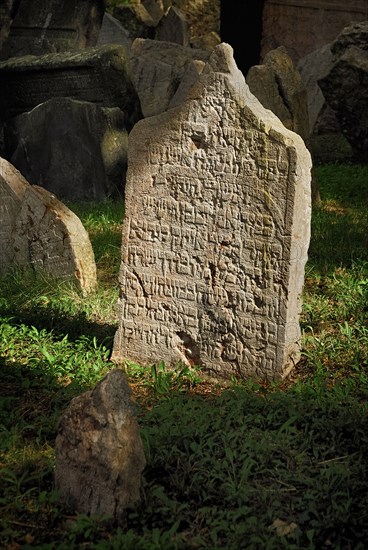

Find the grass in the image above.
[{"left": 0, "top": 163, "right": 368, "bottom": 549}]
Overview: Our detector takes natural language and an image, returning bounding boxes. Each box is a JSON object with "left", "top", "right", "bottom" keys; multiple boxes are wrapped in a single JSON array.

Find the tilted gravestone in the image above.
[
  {"left": 0, "top": 0, "right": 105, "bottom": 60},
  {"left": 0, "top": 157, "right": 97, "bottom": 294},
  {"left": 0, "top": 45, "right": 142, "bottom": 130},
  {"left": 112, "top": 43, "right": 312, "bottom": 382},
  {"left": 246, "top": 46, "right": 320, "bottom": 205},
  {"left": 5, "top": 97, "right": 128, "bottom": 201}
]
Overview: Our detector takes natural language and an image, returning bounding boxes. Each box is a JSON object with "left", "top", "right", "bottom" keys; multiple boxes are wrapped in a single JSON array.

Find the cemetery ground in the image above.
[{"left": 0, "top": 162, "right": 368, "bottom": 550}]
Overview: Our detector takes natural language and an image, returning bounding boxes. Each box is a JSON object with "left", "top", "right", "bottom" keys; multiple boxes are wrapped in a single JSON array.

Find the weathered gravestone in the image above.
[
  {"left": 318, "top": 22, "right": 368, "bottom": 162},
  {"left": 172, "top": 0, "right": 220, "bottom": 49},
  {"left": 0, "top": 0, "right": 105, "bottom": 60},
  {"left": 297, "top": 43, "right": 339, "bottom": 136},
  {"left": 5, "top": 97, "right": 128, "bottom": 201},
  {"left": 155, "top": 6, "right": 189, "bottom": 46},
  {"left": 0, "top": 157, "right": 27, "bottom": 277},
  {"left": 111, "top": 43, "right": 312, "bottom": 382},
  {"left": 246, "top": 46, "right": 310, "bottom": 142},
  {"left": 0, "top": 45, "right": 142, "bottom": 130},
  {"left": 0, "top": 157, "right": 97, "bottom": 294},
  {"left": 246, "top": 46, "right": 320, "bottom": 205},
  {"left": 54, "top": 369, "right": 146, "bottom": 523},
  {"left": 97, "top": 12, "right": 132, "bottom": 50},
  {"left": 129, "top": 38, "right": 210, "bottom": 117}
]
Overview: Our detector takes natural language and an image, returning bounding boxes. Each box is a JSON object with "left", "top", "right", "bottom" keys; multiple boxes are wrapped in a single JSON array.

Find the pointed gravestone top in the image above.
[{"left": 112, "top": 43, "right": 312, "bottom": 382}]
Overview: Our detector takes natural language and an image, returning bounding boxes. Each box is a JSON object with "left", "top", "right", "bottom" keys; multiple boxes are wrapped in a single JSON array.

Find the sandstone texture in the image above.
[
  {"left": 246, "top": 46, "right": 310, "bottom": 141},
  {"left": 129, "top": 38, "right": 210, "bottom": 117},
  {"left": 0, "top": 157, "right": 27, "bottom": 276},
  {"left": 112, "top": 43, "right": 312, "bottom": 382}
]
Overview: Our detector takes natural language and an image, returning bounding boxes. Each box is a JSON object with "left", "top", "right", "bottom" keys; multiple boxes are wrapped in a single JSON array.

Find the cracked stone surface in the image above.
[{"left": 112, "top": 43, "right": 312, "bottom": 382}]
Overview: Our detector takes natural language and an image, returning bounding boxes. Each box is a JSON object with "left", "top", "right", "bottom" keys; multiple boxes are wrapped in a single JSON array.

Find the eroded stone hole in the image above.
[{"left": 176, "top": 331, "right": 200, "bottom": 366}]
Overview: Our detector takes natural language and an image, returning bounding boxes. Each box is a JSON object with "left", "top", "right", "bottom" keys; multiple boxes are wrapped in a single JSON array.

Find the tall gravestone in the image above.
[
  {"left": 0, "top": 0, "right": 105, "bottom": 60},
  {"left": 112, "top": 43, "right": 312, "bottom": 382}
]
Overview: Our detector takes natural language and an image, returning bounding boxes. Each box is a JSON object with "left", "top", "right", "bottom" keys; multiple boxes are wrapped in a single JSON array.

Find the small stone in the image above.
[{"left": 54, "top": 369, "right": 146, "bottom": 523}]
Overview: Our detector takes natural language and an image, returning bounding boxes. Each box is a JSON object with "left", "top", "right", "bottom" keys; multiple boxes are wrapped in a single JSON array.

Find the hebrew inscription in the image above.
[{"left": 112, "top": 43, "right": 312, "bottom": 381}]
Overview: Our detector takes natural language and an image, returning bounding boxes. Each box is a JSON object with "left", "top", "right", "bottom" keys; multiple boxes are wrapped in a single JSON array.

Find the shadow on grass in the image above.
[
  {"left": 309, "top": 163, "right": 368, "bottom": 275},
  {"left": 0, "top": 304, "right": 117, "bottom": 350}
]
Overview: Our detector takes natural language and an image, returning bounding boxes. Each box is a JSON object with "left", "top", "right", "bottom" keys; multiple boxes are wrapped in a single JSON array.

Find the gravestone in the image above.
[
  {"left": 54, "top": 369, "right": 146, "bottom": 523},
  {"left": 13, "top": 185, "right": 97, "bottom": 294},
  {"left": 246, "top": 46, "right": 320, "bottom": 204},
  {"left": 5, "top": 98, "right": 128, "bottom": 201},
  {"left": 246, "top": 46, "right": 310, "bottom": 141},
  {"left": 0, "top": 0, "right": 105, "bottom": 60},
  {"left": 0, "top": 45, "right": 142, "bottom": 130},
  {"left": 172, "top": 0, "right": 220, "bottom": 48},
  {"left": 155, "top": 6, "right": 189, "bottom": 46},
  {"left": 0, "top": 157, "right": 27, "bottom": 276},
  {"left": 97, "top": 12, "right": 132, "bottom": 50},
  {"left": 0, "top": 157, "right": 97, "bottom": 293},
  {"left": 112, "top": 43, "right": 312, "bottom": 382},
  {"left": 129, "top": 38, "right": 210, "bottom": 117},
  {"left": 297, "top": 43, "right": 340, "bottom": 135},
  {"left": 318, "top": 22, "right": 368, "bottom": 161}
]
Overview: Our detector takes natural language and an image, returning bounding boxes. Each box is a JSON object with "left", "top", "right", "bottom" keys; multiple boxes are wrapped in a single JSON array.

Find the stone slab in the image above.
[
  {"left": 112, "top": 43, "right": 312, "bottom": 382},
  {"left": 0, "top": 157, "right": 97, "bottom": 293},
  {"left": 247, "top": 46, "right": 310, "bottom": 140},
  {"left": 5, "top": 97, "right": 128, "bottom": 201},
  {"left": 0, "top": 45, "right": 142, "bottom": 129},
  {"left": 155, "top": 6, "right": 189, "bottom": 46},
  {"left": 0, "top": 0, "right": 105, "bottom": 60}
]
